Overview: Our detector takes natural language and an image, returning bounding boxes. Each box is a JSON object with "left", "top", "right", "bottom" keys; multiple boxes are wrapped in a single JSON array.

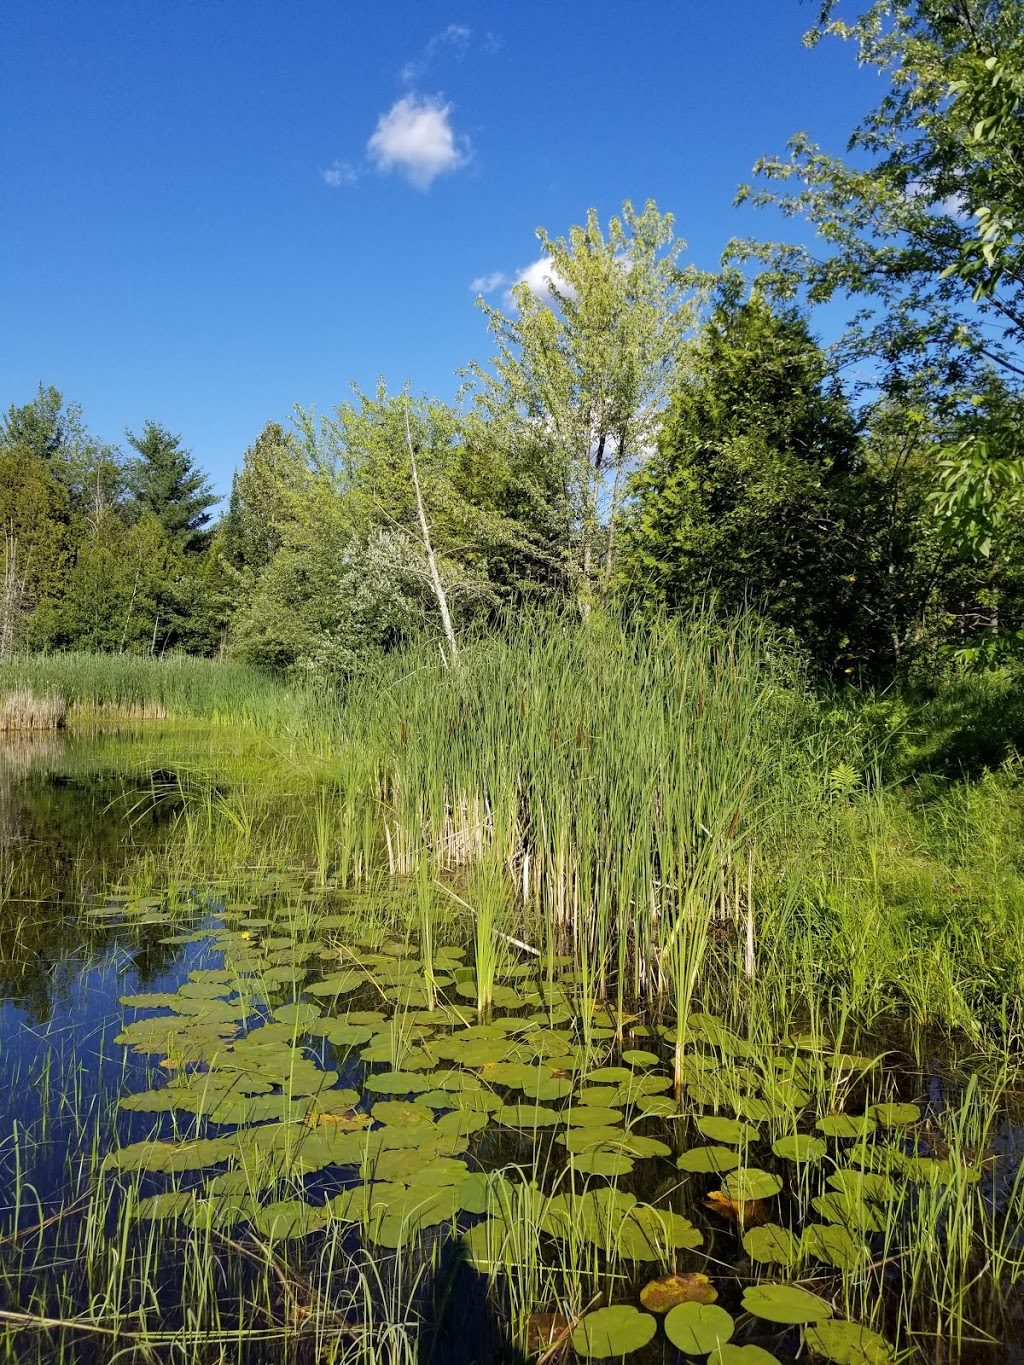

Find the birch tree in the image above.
[{"left": 468, "top": 200, "right": 696, "bottom": 605}]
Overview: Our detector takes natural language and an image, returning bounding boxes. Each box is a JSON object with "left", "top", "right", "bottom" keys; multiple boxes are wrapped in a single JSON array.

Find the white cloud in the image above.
[
  {"left": 400, "top": 24, "right": 472, "bottom": 83},
  {"left": 515, "top": 256, "right": 569, "bottom": 300},
  {"left": 322, "top": 159, "right": 358, "bottom": 188},
  {"left": 470, "top": 271, "right": 508, "bottom": 294},
  {"left": 469, "top": 256, "right": 575, "bottom": 308},
  {"left": 367, "top": 94, "right": 468, "bottom": 189}
]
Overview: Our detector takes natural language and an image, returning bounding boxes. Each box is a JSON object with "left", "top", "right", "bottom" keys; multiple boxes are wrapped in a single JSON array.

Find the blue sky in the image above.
[{"left": 2, "top": 2, "right": 880, "bottom": 500}]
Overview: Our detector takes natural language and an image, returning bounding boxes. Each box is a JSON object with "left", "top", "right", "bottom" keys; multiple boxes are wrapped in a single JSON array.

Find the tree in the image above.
[
  {"left": 730, "top": 0, "right": 1024, "bottom": 398},
  {"left": 126, "top": 421, "right": 217, "bottom": 552},
  {"left": 617, "top": 292, "right": 879, "bottom": 671},
  {"left": 468, "top": 200, "right": 696, "bottom": 606},
  {"left": 2, "top": 384, "right": 124, "bottom": 520},
  {"left": 222, "top": 421, "right": 304, "bottom": 574}
]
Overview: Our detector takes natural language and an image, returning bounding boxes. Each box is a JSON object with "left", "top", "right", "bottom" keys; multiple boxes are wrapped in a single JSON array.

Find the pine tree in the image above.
[{"left": 125, "top": 421, "right": 217, "bottom": 552}]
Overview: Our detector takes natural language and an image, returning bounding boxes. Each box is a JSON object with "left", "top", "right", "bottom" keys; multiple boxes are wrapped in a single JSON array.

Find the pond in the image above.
[{"left": 1, "top": 734, "right": 1022, "bottom": 1365}]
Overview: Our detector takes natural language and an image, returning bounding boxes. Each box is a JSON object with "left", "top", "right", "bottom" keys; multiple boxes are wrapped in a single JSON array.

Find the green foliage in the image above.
[
  {"left": 126, "top": 420, "right": 217, "bottom": 552},
  {"left": 469, "top": 200, "right": 695, "bottom": 602},
  {"left": 617, "top": 294, "right": 873, "bottom": 672},
  {"left": 732, "top": 0, "right": 1024, "bottom": 395}
]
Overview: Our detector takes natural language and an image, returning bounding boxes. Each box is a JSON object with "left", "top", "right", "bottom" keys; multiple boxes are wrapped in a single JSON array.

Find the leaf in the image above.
[
  {"left": 677, "top": 1146, "right": 742, "bottom": 1174},
  {"left": 815, "top": 1114, "right": 877, "bottom": 1140},
  {"left": 803, "top": 1320, "right": 896, "bottom": 1364},
  {"left": 704, "top": 1190, "right": 769, "bottom": 1228},
  {"left": 664, "top": 1303, "right": 735, "bottom": 1353},
  {"left": 640, "top": 1273, "right": 718, "bottom": 1313},
  {"left": 570, "top": 1306, "right": 657, "bottom": 1359},
  {"left": 723, "top": 1168, "right": 783, "bottom": 1201},
  {"left": 742, "top": 1284, "right": 834, "bottom": 1325},
  {"left": 571, "top": 1148, "right": 635, "bottom": 1178},
  {"left": 743, "top": 1223, "right": 800, "bottom": 1265},
  {"left": 772, "top": 1134, "right": 827, "bottom": 1163},
  {"left": 695, "top": 1116, "right": 759, "bottom": 1145},
  {"left": 252, "top": 1199, "right": 330, "bottom": 1240},
  {"left": 708, "top": 1348, "right": 782, "bottom": 1365},
  {"left": 802, "top": 1223, "right": 869, "bottom": 1272},
  {"left": 866, "top": 1102, "right": 920, "bottom": 1128}
]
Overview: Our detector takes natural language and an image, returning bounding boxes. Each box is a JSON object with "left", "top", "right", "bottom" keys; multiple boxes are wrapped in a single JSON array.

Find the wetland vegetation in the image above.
[
  {"left": 4, "top": 619, "right": 1024, "bottom": 1365},
  {"left": 4, "top": 1, "right": 1024, "bottom": 1360}
]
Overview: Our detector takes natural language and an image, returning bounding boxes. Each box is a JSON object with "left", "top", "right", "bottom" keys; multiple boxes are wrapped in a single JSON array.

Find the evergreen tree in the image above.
[
  {"left": 617, "top": 294, "right": 879, "bottom": 672},
  {"left": 126, "top": 421, "right": 217, "bottom": 553}
]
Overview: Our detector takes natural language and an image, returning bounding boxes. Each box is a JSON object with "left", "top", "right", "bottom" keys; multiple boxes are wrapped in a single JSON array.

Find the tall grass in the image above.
[{"left": 0, "top": 652, "right": 321, "bottom": 731}]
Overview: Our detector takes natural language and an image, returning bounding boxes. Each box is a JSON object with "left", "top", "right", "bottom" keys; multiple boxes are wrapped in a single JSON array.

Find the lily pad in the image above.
[
  {"left": 742, "top": 1284, "right": 834, "bottom": 1325},
  {"left": 570, "top": 1148, "right": 635, "bottom": 1178},
  {"left": 495, "top": 1103, "right": 560, "bottom": 1127},
  {"left": 723, "top": 1168, "right": 783, "bottom": 1201},
  {"left": 708, "top": 1348, "right": 781, "bottom": 1365},
  {"left": 802, "top": 1222, "right": 869, "bottom": 1272},
  {"left": 772, "top": 1133, "right": 827, "bottom": 1163},
  {"left": 867, "top": 1102, "right": 920, "bottom": 1128},
  {"left": 664, "top": 1303, "right": 735, "bottom": 1353},
  {"left": 695, "top": 1116, "right": 759, "bottom": 1146},
  {"left": 253, "top": 1199, "right": 330, "bottom": 1240},
  {"left": 816, "top": 1114, "right": 877, "bottom": 1140},
  {"left": 743, "top": 1223, "right": 800, "bottom": 1266},
  {"left": 803, "top": 1320, "right": 895, "bottom": 1364},
  {"left": 640, "top": 1273, "right": 717, "bottom": 1313},
  {"left": 677, "top": 1146, "right": 742, "bottom": 1175},
  {"left": 571, "top": 1306, "right": 656, "bottom": 1359}
]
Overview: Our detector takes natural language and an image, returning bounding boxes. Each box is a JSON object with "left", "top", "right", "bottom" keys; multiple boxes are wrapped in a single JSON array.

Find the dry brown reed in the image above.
[{"left": 0, "top": 689, "right": 68, "bottom": 732}]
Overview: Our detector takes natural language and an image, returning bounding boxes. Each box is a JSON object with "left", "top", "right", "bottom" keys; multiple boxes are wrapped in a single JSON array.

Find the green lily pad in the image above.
[
  {"left": 636, "top": 1095, "right": 679, "bottom": 1118},
  {"left": 866, "top": 1102, "right": 920, "bottom": 1128},
  {"left": 816, "top": 1114, "right": 877, "bottom": 1140},
  {"left": 677, "top": 1146, "right": 742, "bottom": 1175},
  {"left": 273, "top": 1002, "right": 322, "bottom": 1028},
  {"left": 363, "top": 1071, "right": 436, "bottom": 1095},
  {"left": 826, "top": 1169, "right": 894, "bottom": 1203},
  {"left": 742, "top": 1283, "right": 834, "bottom": 1325},
  {"left": 708, "top": 1348, "right": 781, "bottom": 1365},
  {"left": 436, "top": 1108, "right": 489, "bottom": 1138},
  {"left": 134, "top": 1191, "right": 194, "bottom": 1221},
  {"left": 622, "top": 1050, "right": 660, "bottom": 1067},
  {"left": 664, "top": 1303, "right": 735, "bottom": 1353},
  {"left": 802, "top": 1223, "right": 869, "bottom": 1272},
  {"left": 253, "top": 1199, "right": 330, "bottom": 1240},
  {"left": 585, "top": 1066, "right": 633, "bottom": 1084},
  {"left": 743, "top": 1223, "right": 800, "bottom": 1266},
  {"left": 812, "top": 1192, "right": 887, "bottom": 1233},
  {"left": 571, "top": 1148, "right": 635, "bottom": 1177},
  {"left": 615, "top": 1205, "right": 703, "bottom": 1258},
  {"left": 495, "top": 1103, "right": 560, "bottom": 1127},
  {"left": 571, "top": 1306, "right": 656, "bottom": 1359},
  {"left": 563, "top": 1105, "right": 624, "bottom": 1127},
  {"left": 695, "top": 1116, "right": 759, "bottom": 1146},
  {"left": 772, "top": 1134, "right": 827, "bottom": 1163},
  {"left": 372, "top": 1100, "right": 436, "bottom": 1129},
  {"left": 803, "top": 1320, "right": 895, "bottom": 1364},
  {"left": 723, "top": 1168, "right": 783, "bottom": 1201}
]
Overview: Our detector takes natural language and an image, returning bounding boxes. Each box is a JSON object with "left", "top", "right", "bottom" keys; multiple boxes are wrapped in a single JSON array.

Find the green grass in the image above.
[{"left": 0, "top": 651, "right": 316, "bottom": 728}]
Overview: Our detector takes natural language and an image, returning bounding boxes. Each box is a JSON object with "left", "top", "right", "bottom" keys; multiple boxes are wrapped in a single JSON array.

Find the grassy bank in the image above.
[{"left": 0, "top": 651, "right": 332, "bottom": 736}]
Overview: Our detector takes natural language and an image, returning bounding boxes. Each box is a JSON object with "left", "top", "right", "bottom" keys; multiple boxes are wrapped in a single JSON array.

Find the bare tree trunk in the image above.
[{"left": 405, "top": 404, "right": 458, "bottom": 666}]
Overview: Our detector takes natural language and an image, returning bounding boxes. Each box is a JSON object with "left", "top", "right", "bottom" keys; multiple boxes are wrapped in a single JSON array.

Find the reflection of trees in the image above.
[{"left": 0, "top": 738, "right": 185, "bottom": 1022}]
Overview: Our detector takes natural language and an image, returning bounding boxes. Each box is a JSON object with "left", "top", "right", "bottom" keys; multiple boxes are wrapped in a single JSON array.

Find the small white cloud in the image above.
[
  {"left": 470, "top": 271, "right": 508, "bottom": 294},
  {"left": 515, "top": 256, "right": 565, "bottom": 299},
  {"left": 322, "top": 159, "right": 358, "bottom": 188},
  {"left": 367, "top": 94, "right": 468, "bottom": 190},
  {"left": 401, "top": 24, "right": 472, "bottom": 83}
]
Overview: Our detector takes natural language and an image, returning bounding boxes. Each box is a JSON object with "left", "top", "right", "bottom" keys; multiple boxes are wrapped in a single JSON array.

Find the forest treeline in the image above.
[{"left": 2, "top": 0, "right": 1022, "bottom": 682}]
